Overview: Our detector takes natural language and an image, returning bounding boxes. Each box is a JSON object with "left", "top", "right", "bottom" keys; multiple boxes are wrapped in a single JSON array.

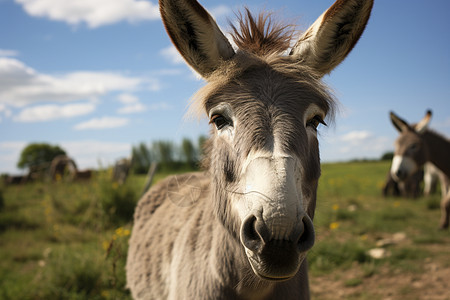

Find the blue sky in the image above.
[{"left": 1, "top": 0, "right": 449, "bottom": 174}]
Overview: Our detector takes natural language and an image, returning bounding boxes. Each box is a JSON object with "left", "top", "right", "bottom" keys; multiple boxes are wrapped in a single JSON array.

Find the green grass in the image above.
[
  {"left": 0, "top": 172, "right": 135, "bottom": 300},
  {"left": 0, "top": 161, "right": 448, "bottom": 299},
  {"left": 310, "top": 161, "right": 447, "bottom": 279}
]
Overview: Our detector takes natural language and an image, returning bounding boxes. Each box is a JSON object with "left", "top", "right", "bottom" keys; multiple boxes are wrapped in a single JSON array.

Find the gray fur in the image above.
[{"left": 126, "top": 0, "right": 372, "bottom": 298}]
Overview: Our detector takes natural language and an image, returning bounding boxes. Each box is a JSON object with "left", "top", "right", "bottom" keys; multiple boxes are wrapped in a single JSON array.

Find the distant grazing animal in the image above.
[
  {"left": 126, "top": 0, "right": 373, "bottom": 299},
  {"left": 390, "top": 110, "right": 450, "bottom": 229},
  {"left": 382, "top": 168, "right": 423, "bottom": 198},
  {"left": 382, "top": 172, "right": 401, "bottom": 197}
]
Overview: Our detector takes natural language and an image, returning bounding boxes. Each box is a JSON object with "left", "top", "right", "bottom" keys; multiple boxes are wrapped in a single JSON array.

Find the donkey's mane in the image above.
[
  {"left": 424, "top": 128, "right": 450, "bottom": 146},
  {"left": 230, "top": 9, "right": 296, "bottom": 56}
]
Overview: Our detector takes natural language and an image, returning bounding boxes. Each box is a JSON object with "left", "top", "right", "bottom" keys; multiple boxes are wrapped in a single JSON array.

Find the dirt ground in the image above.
[{"left": 310, "top": 243, "right": 450, "bottom": 300}]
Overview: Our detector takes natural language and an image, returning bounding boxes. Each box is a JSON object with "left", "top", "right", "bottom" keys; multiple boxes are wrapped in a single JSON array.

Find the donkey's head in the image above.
[
  {"left": 390, "top": 110, "right": 432, "bottom": 181},
  {"left": 160, "top": 0, "right": 372, "bottom": 281}
]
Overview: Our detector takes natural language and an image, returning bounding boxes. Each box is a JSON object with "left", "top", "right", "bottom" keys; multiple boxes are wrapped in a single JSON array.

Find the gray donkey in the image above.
[
  {"left": 126, "top": 0, "right": 373, "bottom": 299},
  {"left": 390, "top": 110, "right": 450, "bottom": 229}
]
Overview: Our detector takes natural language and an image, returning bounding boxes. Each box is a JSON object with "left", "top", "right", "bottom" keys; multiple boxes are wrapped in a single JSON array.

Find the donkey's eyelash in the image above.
[
  {"left": 210, "top": 114, "right": 232, "bottom": 130},
  {"left": 307, "top": 115, "right": 327, "bottom": 129}
]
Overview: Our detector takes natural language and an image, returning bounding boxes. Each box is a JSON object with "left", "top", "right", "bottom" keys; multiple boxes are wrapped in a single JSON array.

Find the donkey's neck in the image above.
[{"left": 423, "top": 130, "right": 450, "bottom": 177}]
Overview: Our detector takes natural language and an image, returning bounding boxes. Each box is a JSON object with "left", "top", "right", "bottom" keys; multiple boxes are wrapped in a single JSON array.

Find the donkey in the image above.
[
  {"left": 126, "top": 0, "right": 373, "bottom": 299},
  {"left": 424, "top": 162, "right": 440, "bottom": 196},
  {"left": 390, "top": 110, "right": 450, "bottom": 229},
  {"left": 382, "top": 169, "right": 423, "bottom": 198}
]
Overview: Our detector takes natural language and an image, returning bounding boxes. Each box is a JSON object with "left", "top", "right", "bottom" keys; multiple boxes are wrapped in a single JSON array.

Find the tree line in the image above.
[
  {"left": 130, "top": 136, "right": 207, "bottom": 174},
  {"left": 11, "top": 141, "right": 395, "bottom": 177},
  {"left": 9, "top": 137, "right": 207, "bottom": 178}
]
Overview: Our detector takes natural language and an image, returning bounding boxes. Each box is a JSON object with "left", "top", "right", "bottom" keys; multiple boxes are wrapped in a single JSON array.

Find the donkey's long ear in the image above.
[
  {"left": 290, "top": 0, "right": 373, "bottom": 76},
  {"left": 390, "top": 111, "right": 410, "bottom": 133},
  {"left": 159, "top": 0, "right": 235, "bottom": 77},
  {"left": 414, "top": 110, "right": 432, "bottom": 134}
]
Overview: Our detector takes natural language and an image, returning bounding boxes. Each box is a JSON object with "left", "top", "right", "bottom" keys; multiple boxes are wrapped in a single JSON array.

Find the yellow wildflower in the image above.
[
  {"left": 102, "top": 240, "right": 110, "bottom": 251},
  {"left": 332, "top": 204, "right": 339, "bottom": 211},
  {"left": 329, "top": 222, "right": 340, "bottom": 230},
  {"left": 115, "top": 227, "right": 124, "bottom": 236},
  {"left": 115, "top": 227, "right": 131, "bottom": 237}
]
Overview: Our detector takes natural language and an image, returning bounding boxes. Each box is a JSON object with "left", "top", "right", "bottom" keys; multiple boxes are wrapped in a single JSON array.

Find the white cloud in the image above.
[
  {"left": 339, "top": 130, "right": 373, "bottom": 143},
  {"left": 159, "top": 45, "right": 203, "bottom": 79},
  {"left": 0, "top": 141, "right": 28, "bottom": 174},
  {"left": 0, "top": 141, "right": 27, "bottom": 151},
  {"left": 74, "top": 116, "right": 129, "bottom": 130},
  {"left": 62, "top": 140, "right": 130, "bottom": 157},
  {"left": 15, "top": 0, "right": 160, "bottom": 28},
  {"left": 117, "top": 93, "right": 139, "bottom": 104},
  {"left": 116, "top": 93, "right": 146, "bottom": 114},
  {"left": 0, "top": 58, "right": 36, "bottom": 91},
  {"left": 160, "top": 45, "right": 185, "bottom": 65},
  {"left": 117, "top": 103, "right": 146, "bottom": 114},
  {"left": 0, "top": 49, "right": 19, "bottom": 57},
  {"left": 148, "top": 102, "right": 172, "bottom": 111},
  {"left": 209, "top": 5, "right": 232, "bottom": 20},
  {"left": 14, "top": 102, "right": 95, "bottom": 122},
  {"left": 321, "top": 130, "right": 392, "bottom": 162},
  {"left": 0, "top": 57, "right": 156, "bottom": 107},
  {"left": 0, "top": 104, "right": 12, "bottom": 122},
  {"left": 116, "top": 93, "right": 172, "bottom": 114},
  {"left": 60, "top": 140, "right": 131, "bottom": 169}
]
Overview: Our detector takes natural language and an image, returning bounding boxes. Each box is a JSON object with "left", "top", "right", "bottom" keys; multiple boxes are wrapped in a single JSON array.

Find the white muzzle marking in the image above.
[
  {"left": 237, "top": 155, "right": 302, "bottom": 241},
  {"left": 390, "top": 155, "right": 418, "bottom": 181}
]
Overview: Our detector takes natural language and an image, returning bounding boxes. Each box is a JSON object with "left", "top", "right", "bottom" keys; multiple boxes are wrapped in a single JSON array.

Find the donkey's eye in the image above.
[
  {"left": 307, "top": 115, "right": 327, "bottom": 130},
  {"left": 210, "top": 114, "right": 231, "bottom": 130},
  {"left": 409, "top": 143, "right": 419, "bottom": 151}
]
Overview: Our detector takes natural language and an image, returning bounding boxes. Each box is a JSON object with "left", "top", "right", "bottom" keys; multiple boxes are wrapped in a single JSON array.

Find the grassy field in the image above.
[{"left": 0, "top": 161, "right": 448, "bottom": 299}]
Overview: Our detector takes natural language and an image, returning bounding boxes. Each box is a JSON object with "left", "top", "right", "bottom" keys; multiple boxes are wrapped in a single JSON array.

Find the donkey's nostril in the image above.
[
  {"left": 296, "top": 216, "right": 315, "bottom": 253},
  {"left": 254, "top": 217, "right": 271, "bottom": 244},
  {"left": 396, "top": 169, "right": 405, "bottom": 180},
  {"left": 240, "top": 215, "right": 259, "bottom": 252},
  {"left": 240, "top": 215, "right": 271, "bottom": 253},
  {"left": 241, "top": 213, "right": 315, "bottom": 254}
]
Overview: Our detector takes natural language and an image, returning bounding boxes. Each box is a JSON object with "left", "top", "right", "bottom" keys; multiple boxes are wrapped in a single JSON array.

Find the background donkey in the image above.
[
  {"left": 390, "top": 110, "right": 450, "bottom": 229},
  {"left": 126, "top": 0, "right": 373, "bottom": 299}
]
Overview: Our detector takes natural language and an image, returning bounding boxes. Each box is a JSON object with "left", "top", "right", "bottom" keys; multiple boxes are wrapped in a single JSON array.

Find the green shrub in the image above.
[
  {"left": 99, "top": 177, "right": 138, "bottom": 227},
  {"left": 35, "top": 239, "right": 131, "bottom": 300},
  {"left": 37, "top": 248, "right": 104, "bottom": 299}
]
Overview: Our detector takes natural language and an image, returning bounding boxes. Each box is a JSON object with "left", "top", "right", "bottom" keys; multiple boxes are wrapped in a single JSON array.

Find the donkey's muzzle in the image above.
[{"left": 240, "top": 213, "right": 315, "bottom": 280}]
